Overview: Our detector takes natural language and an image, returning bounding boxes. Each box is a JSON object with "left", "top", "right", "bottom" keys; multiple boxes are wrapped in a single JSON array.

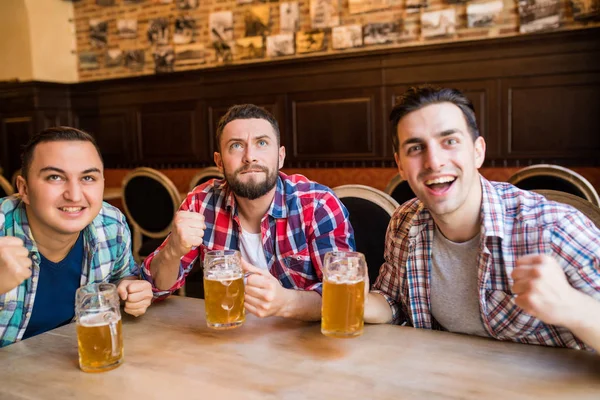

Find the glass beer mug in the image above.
[
  {"left": 75, "top": 283, "right": 123, "bottom": 372},
  {"left": 321, "top": 251, "right": 367, "bottom": 338},
  {"left": 203, "top": 250, "right": 245, "bottom": 330}
]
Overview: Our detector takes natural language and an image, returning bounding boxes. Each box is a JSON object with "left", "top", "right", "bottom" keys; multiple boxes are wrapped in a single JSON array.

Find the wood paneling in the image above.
[
  {"left": 137, "top": 101, "right": 202, "bottom": 163},
  {"left": 0, "top": 116, "right": 33, "bottom": 178},
  {"left": 1, "top": 28, "right": 599, "bottom": 169},
  {"left": 290, "top": 88, "right": 382, "bottom": 160},
  {"left": 503, "top": 74, "right": 600, "bottom": 160},
  {"left": 76, "top": 110, "right": 135, "bottom": 165}
]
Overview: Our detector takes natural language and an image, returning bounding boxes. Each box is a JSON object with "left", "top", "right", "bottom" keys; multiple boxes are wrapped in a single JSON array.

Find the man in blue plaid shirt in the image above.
[
  {"left": 0, "top": 127, "right": 152, "bottom": 347},
  {"left": 365, "top": 85, "right": 600, "bottom": 352}
]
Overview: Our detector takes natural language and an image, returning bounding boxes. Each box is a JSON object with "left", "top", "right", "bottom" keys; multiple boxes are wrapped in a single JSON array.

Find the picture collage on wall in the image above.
[{"left": 78, "top": 0, "right": 599, "bottom": 77}]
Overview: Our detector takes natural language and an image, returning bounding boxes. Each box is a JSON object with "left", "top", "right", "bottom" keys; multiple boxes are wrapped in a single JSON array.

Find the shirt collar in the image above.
[{"left": 479, "top": 175, "right": 506, "bottom": 240}]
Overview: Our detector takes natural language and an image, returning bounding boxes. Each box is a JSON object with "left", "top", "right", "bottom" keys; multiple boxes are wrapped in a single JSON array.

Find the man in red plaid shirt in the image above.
[
  {"left": 364, "top": 85, "right": 600, "bottom": 352},
  {"left": 142, "top": 104, "right": 355, "bottom": 320}
]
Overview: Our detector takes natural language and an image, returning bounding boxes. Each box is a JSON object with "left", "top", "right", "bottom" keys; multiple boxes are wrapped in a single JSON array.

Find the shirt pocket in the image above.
[
  {"left": 281, "top": 246, "right": 320, "bottom": 279},
  {"left": 484, "top": 289, "right": 544, "bottom": 339}
]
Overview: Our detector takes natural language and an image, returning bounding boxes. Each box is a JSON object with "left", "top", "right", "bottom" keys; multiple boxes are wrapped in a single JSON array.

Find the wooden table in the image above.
[{"left": 1, "top": 296, "right": 599, "bottom": 399}]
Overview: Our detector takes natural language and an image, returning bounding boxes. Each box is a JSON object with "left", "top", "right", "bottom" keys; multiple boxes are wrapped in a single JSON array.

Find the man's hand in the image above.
[
  {"left": 242, "top": 259, "right": 290, "bottom": 318},
  {"left": 511, "top": 254, "right": 583, "bottom": 327},
  {"left": 0, "top": 237, "right": 32, "bottom": 295},
  {"left": 117, "top": 279, "right": 153, "bottom": 317},
  {"left": 166, "top": 211, "right": 206, "bottom": 257}
]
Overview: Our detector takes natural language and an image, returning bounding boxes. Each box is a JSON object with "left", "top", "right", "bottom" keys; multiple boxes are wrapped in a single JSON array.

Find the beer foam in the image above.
[
  {"left": 206, "top": 271, "right": 243, "bottom": 281},
  {"left": 326, "top": 276, "right": 363, "bottom": 285},
  {"left": 79, "top": 311, "right": 121, "bottom": 327}
]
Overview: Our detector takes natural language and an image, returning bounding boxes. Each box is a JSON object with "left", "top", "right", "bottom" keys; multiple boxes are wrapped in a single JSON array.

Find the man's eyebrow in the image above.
[
  {"left": 39, "top": 167, "right": 66, "bottom": 175},
  {"left": 82, "top": 168, "right": 102, "bottom": 175},
  {"left": 38, "top": 167, "right": 102, "bottom": 175},
  {"left": 400, "top": 129, "right": 464, "bottom": 148}
]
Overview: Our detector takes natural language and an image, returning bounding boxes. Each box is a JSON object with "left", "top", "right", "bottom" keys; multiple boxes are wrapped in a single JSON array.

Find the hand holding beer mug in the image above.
[
  {"left": 75, "top": 283, "right": 123, "bottom": 373},
  {"left": 203, "top": 250, "right": 245, "bottom": 330},
  {"left": 321, "top": 251, "right": 367, "bottom": 338}
]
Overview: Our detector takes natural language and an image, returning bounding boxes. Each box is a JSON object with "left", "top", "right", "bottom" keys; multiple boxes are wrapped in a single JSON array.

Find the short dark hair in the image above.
[
  {"left": 21, "top": 126, "right": 103, "bottom": 179},
  {"left": 389, "top": 85, "right": 480, "bottom": 153},
  {"left": 215, "top": 104, "right": 280, "bottom": 151}
]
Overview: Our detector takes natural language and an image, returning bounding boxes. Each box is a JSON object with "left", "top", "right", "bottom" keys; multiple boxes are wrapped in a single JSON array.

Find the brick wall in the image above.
[{"left": 74, "top": 0, "right": 599, "bottom": 81}]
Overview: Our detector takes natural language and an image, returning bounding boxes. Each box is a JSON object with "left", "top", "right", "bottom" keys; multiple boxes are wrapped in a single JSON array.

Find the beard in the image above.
[{"left": 225, "top": 163, "right": 279, "bottom": 200}]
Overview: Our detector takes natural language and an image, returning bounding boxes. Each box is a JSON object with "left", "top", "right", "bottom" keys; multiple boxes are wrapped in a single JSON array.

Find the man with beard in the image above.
[
  {"left": 363, "top": 85, "right": 600, "bottom": 352},
  {"left": 142, "top": 105, "right": 355, "bottom": 320}
]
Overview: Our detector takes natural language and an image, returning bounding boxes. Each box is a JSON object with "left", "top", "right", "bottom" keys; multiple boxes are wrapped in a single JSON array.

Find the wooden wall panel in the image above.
[
  {"left": 137, "top": 101, "right": 203, "bottom": 163},
  {"left": 290, "top": 88, "right": 382, "bottom": 160},
  {"left": 1, "top": 28, "right": 599, "bottom": 170},
  {"left": 0, "top": 116, "right": 33, "bottom": 179},
  {"left": 502, "top": 73, "right": 600, "bottom": 160}
]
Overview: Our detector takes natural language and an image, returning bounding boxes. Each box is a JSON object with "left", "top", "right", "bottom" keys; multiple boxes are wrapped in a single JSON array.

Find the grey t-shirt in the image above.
[{"left": 430, "top": 227, "right": 490, "bottom": 337}]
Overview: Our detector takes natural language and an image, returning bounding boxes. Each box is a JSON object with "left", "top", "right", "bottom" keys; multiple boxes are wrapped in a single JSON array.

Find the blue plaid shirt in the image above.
[
  {"left": 0, "top": 196, "right": 138, "bottom": 347},
  {"left": 373, "top": 176, "right": 600, "bottom": 351}
]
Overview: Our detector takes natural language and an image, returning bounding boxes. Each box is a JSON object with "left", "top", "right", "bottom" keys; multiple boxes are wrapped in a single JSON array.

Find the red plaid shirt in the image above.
[
  {"left": 373, "top": 176, "right": 600, "bottom": 351},
  {"left": 142, "top": 172, "right": 355, "bottom": 300}
]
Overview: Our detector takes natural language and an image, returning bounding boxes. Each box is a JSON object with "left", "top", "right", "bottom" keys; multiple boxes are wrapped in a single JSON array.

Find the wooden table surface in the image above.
[{"left": 1, "top": 296, "right": 599, "bottom": 399}]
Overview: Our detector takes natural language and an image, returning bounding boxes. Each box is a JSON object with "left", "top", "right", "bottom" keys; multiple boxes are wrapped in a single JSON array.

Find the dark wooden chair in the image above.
[
  {"left": 0, "top": 175, "right": 14, "bottom": 198},
  {"left": 189, "top": 166, "right": 224, "bottom": 192},
  {"left": 384, "top": 173, "right": 416, "bottom": 206},
  {"left": 509, "top": 164, "right": 600, "bottom": 207},
  {"left": 333, "top": 184, "right": 399, "bottom": 288},
  {"left": 121, "top": 168, "right": 182, "bottom": 265}
]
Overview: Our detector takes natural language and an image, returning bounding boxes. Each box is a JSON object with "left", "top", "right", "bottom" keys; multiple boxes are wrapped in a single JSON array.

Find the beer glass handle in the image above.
[{"left": 109, "top": 321, "right": 120, "bottom": 357}]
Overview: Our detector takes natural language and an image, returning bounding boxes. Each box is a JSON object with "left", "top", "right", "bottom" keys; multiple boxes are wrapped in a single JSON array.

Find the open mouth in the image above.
[{"left": 424, "top": 176, "right": 456, "bottom": 194}]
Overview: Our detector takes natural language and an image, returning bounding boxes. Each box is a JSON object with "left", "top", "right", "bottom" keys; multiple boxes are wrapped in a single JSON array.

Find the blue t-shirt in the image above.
[{"left": 23, "top": 233, "right": 84, "bottom": 339}]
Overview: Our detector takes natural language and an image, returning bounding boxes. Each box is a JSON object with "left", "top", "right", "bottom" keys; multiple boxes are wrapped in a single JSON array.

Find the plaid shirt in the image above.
[
  {"left": 0, "top": 196, "right": 138, "bottom": 347},
  {"left": 373, "top": 176, "right": 600, "bottom": 351},
  {"left": 142, "top": 172, "right": 355, "bottom": 300}
]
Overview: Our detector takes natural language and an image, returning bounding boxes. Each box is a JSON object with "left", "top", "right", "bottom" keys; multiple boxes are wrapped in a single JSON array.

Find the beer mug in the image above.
[
  {"left": 203, "top": 250, "right": 245, "bottom": 330},
  {"left": 75, "top": 283, "right": 123, "bottom": 373},
  {"left": 321, "top": 251, "right": 367, "bottom": 338}
]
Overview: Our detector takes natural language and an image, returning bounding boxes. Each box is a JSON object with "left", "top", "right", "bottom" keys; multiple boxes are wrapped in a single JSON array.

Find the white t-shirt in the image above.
[{"left": 238, "top": 228, "right": 269, "bottom": 270}]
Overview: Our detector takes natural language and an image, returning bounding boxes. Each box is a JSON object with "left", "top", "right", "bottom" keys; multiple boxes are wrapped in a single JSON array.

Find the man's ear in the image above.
[
  {"left": 474, "top": 136, "right": 486, "bottom": 169},
  {"left": 17, "top": 175, "right": 29, "bottom": 204},
  {"left": 278, "top": 146, "right": 286, "bottom": 170},
  {"left": 394, "top": 152, "right": 404, "bottom": 180},
  {"left": 214, "top": 152, "right": 223, "bottom": 172}
]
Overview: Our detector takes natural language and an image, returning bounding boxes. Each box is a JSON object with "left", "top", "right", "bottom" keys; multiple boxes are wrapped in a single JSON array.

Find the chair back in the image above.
[
  {"left": 0, "top": 175, "right": 13, "bottom": 198},
  {"left": 189, "top": 166, "right": 224, "bottom": 192},
  {"left": 508, "top": 164, "right": 600, "bottom": 207},
  {"left": 534, "top": 189, "right": 600, "bottom": 229},
  {"left": 333, "top": 185, "right": 399, "bottom": 287},
  {"left": 384, "top": 173, "right": 416, "bottom": 206},
  {"left": 122, "top": 168, "right": 182, "bottom": 262}
]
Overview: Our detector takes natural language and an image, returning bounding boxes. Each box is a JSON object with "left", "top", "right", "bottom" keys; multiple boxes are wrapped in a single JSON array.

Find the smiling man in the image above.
[
  {"left": 0, "top": 127, "right": 152, "bottom": 347},
  {"left": 143, "top": 104, "right": 355, "bottom": 320},
  {"left": 364, "top": 85, "right": 600, "bottom": 352}
]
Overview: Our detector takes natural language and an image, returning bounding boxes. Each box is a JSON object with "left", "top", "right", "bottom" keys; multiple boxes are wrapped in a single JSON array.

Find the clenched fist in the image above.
[
  {"left": 117, "top": 279, "right": 153, "bottom": 317},
  {"left": 511, "top": 254, "right": 581, "bottom": 327},
  {"left": 0, "top": 236, "right": 33, "bottom": 295},
  {"left": 167, "top": 211, "right": 206, "bottom": 257}
]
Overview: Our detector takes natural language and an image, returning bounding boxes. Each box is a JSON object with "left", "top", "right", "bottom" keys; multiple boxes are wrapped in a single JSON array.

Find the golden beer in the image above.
[
  {"left": 321, "top": 279, "right": 365, "bottom": 338},
  {"left": 204, "top": 273, "right": 245, "bottom": 329},
  {"left": 76, "top": 312, "right": 123, "bottom": 373}
]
